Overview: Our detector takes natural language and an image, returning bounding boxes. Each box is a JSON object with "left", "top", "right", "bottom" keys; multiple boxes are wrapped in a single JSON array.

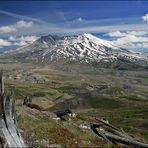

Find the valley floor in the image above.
[{"left": 1, "top": 63, "right": 148, "bottom": 147}]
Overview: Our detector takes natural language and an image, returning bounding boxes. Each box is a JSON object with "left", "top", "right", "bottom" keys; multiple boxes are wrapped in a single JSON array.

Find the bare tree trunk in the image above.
[{"left": 0, "top": 71, "right": 26, "bottom": 147}]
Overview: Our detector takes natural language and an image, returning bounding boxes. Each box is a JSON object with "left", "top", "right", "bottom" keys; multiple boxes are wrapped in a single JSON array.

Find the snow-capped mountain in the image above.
[{"left": 1, "top": 33, "right": 148, "bottom": 66}]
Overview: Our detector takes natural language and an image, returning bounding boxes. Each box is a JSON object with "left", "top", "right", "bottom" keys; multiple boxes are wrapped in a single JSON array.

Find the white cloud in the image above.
[
  {"left": 9, "top": 35, "right": 39, "bottom": 46},
  {"left": 107, "top": 30, "right": 148, "bottom": 37},
  {"left": 9, "top": 36, "right": 16, "bottom": 41},
  {"left": 116, "top": 42, "right": 148, "bottom": 49},
  {"left": 0, "top": 35, "right": 38, "bottom": 49},
  {"left": 129, "top": 31, "right": 148, "bottom": 36},
  {"left": 0, "top": 39, "right": 11, "bottom": 48},
  {"left": 107, "top": 30, "right": 148, "bottom": 50},
  {"left": 9, "top": 35, "right": 38, "bottom": 42},
  {"left": 128, "top": 42, "right": 148, "bottom": 49},
  {"left": 77, "top": 17, "right": 83, "bottom": 22},
  {"left": 1, "top": 15, "right": 148, "bottom": 38},
  {"left": 112, "top": 34, "right": 148, "bottom": 49},
  {"left": 74, "top": 17, "right": 84, "bottom": 22},
  {"left": 13, "top": 41, "right": 28, "bottom": 46},
  {"left": 15, "top": 20, "right": 33, "bottom": 28},
  {"left": 113, "top": 35, "right": 148, "bottom": 44},
  {"left": 0, "top": 20, "right": 34, "bottom": 34},
  {"left": 0, "top": 26, "right": 16, "bottom": 34},
  {"left": 107, "top": 31, "right": 127, "bottom": 37},
  {"left": 142, "top": 14, "right": 148, "bottom": 23},
  {"left": 20, "top": 36, "right": 39, "bottom": 42}
]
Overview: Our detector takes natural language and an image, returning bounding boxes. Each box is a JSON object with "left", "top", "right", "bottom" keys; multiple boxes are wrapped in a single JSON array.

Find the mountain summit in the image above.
[{"left": 1, "top": 33, "right": 148, "bottom": 67}]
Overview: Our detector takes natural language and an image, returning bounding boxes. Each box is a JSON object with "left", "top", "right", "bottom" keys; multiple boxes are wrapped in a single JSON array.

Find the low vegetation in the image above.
[{"left": 2, "top": 64, "right": 148, "bottom": 147}]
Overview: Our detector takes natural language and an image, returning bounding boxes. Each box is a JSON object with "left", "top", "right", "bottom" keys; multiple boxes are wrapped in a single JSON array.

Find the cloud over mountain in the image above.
[
  {"left": 142, "top": 13, "right": 148, "bottom": 23},
  {"left": 0, "top": 35, "right": 38, "bottom": 49},
  {"left": 0, "top": 39, "right": 11, "bottom": 48},
  {"left": 9, "top": 35, "right": 39, "bottom": 46},
  {"left": 107, "top": 31, "right": 148, "bottom": 37},
  {"left": 0, "top": 20, "right": 33, "bottom": 34}
]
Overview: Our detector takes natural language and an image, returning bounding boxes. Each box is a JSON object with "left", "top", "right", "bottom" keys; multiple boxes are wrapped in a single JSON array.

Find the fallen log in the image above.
[
  {"left": 0, "top": 71, "right": 26, "bottom": 147},
  {"left": 91, "top": 120, "right": 148, "bottom": 148},
  {"left": 104, "top": 132, "right": 148, "bottom": 148},
  {"left": 95, "top": 118, "right": 134, "bottom": 140},
  {"left": 95, "top": 118, "right": 121, "bottom": 131}
]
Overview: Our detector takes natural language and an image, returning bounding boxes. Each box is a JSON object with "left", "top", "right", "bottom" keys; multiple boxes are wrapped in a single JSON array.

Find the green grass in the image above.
[
  {"left": 6, "top": 82, "right": 65, "bottom": 101},
  {"left": 17, "top": 116, "right": 58, "bottom": 140},
  {"left": 33, "top": 91, "right": 46, "bottom": 97},
  {"left": 6, "top": 65, "right": 148, "bottom": 146},
  {"left": 17, "top": 115, "right": 105, "bottom": 147},
  {"left": 143, "top": 131, "right": 148, "bottom": 141},
  {"left": 75, "top": 105, "right": 148, "bottom": 142},
  {"left": 57, "top": 85, "right": 87, "bottom": 95},
  {"left": 15, "top": 87, "right": 33, "bottom": 99},
  {"left": 89, "top": 96, "right": 123, "bottom": 109},
  {"left": 121, "top": 95, "right": 148, "bottom": 102},
  {"left": 15, "top": 87, "right": 48, "bottom": 99}
]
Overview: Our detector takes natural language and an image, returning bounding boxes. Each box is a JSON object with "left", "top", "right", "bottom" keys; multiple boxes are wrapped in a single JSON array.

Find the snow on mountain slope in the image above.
[{"left": 2, "top": 33, "right": 148, "bottom": 64}]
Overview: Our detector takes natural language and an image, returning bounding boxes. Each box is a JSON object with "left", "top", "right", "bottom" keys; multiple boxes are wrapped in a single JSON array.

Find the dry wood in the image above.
[
  {"left": 0, "top": 71, "right": 26, "bottom": 147},
  {"left": 95, "top": 118, "right": 121, "bottom": 132},
  {"left": 91, "top": 120, "right": 148, "bottom": 148},
  {"left": 95, "top": 118, "right": 134, "bottom": 140}
]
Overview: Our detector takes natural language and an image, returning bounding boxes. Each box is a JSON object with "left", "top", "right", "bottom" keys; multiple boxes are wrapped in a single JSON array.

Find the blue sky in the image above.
[{"left": 0, "top": 1, "right": 148, "bottom": 52}]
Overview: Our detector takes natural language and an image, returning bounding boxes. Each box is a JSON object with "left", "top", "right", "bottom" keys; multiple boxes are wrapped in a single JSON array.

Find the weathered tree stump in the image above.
[{"left": 0, "top": 71, "right": 26, "bottom": 147}]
